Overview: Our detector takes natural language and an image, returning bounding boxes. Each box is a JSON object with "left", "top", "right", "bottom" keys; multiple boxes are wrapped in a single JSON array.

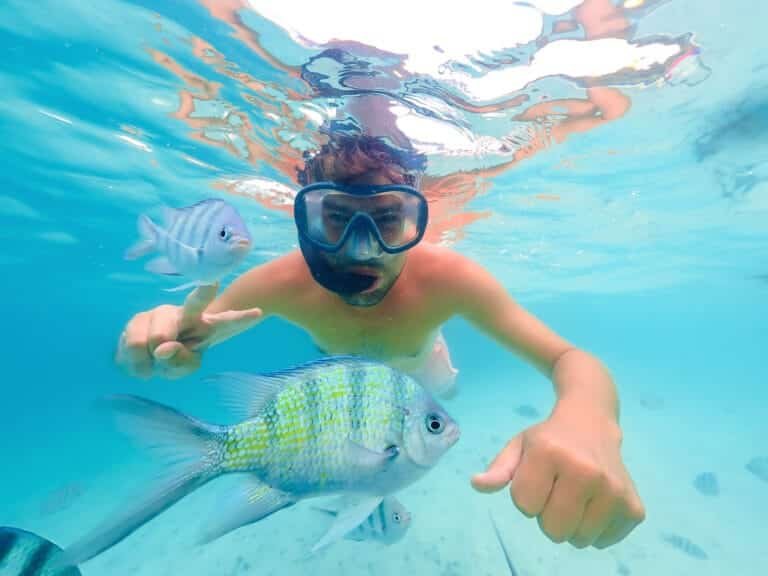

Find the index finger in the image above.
[
  {"left": 180, "top": 283, "right": 219, "bottom": 324},
  {"left": 116, "top": 312, "right": 153, "bottom": 378}
]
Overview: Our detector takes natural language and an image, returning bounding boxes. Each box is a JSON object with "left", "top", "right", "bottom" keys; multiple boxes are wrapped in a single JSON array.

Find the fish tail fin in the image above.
[
  {"left": 124, "top": 214, "right": 160, "bottom": 260},
  {"left": 51, "top": 395, "right": 226, "bottom": 570}
]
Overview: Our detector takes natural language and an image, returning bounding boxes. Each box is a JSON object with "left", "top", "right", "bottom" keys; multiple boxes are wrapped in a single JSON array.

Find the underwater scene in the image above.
[{"left": 1, "top": 0, "right": 766, "bottom": 574}]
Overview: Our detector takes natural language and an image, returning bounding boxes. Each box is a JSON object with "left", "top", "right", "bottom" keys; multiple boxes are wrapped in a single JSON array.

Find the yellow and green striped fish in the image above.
[{"left": 53, "top": 356, "right": 459, "bottom": 569}]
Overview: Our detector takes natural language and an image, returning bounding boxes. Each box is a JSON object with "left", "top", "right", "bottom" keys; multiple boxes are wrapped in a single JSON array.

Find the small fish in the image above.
[
  {"left": 514, "top": 404, "right": 539, "bottom": 419},
  {"left": 125, "top": 198, "right": 252, "bottom": 291},
  {"left": 660, "top": 533, "right": 708, "bottom": 560},
  {"left": 53, "top": 357, "right": 459, "bottom": 569},
  {"left": 746, "top": 456, "right": 768, "bottom": 483},
  {"left": 692, "top": 472, "right": 719, "bottom": 496},
  {"left": 489, "top": 512, "right": 519, "bottom": 576},
  {"left": 39, "top": 483, "right": 86, "bottom": 516},
  {"left": 0, "top": 527, "right": 81, "bottom": 575},
  {"left": 311, "top": 495, "right": 411, "bottom": 552}
]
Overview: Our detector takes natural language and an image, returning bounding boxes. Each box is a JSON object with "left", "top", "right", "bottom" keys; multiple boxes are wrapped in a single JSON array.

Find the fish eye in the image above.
[
  {"left": 425, "top": 413, "right": 444, "bottom": 435},
  {"left": 219, "top": 226, "right": 231, "bottom": 240},
  {"left": 392, "top": 512, "right": 401, "bottom": 523}
]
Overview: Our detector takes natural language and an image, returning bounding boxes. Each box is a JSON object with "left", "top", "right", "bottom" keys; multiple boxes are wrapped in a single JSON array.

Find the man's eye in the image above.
[
  {"left": 376, "top": 214, "right": 401, "bottom": 226},
  {"left": 326, "top": 212, "right": 349, "bottom": 223}
]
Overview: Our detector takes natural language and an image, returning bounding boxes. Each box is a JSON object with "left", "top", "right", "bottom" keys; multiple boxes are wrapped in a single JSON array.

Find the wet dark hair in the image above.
[{"left": 297, "top": 134, "right": 426, "bottom": 187}]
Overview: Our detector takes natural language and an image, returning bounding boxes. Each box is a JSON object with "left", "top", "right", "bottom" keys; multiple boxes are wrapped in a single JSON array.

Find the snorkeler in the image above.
[{"left": 116, "top": 134, "right": 645, "bottom": 549}]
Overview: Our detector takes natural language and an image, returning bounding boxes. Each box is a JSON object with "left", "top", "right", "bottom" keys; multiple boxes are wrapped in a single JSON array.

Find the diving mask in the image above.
[{"left": 294, "top": 182, "right": 429, "bottom": 254}]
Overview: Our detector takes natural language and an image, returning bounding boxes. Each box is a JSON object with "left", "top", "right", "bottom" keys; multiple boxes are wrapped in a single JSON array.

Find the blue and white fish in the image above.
[
  {"left": 310, "top": 495, "right": 411, "bottom": 553},
  {"left": 52, "top": 357, "right": 459, "bottom": 569},
  {"left": 125, "top": 198, "right": 252, "bottom": 291},
  {"left": 0, "top": 527, "right": 81, "bottom": 575}
]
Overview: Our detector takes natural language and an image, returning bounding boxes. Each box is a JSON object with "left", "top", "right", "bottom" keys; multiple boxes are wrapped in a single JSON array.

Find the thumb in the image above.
[
  {"left": 153, "top": 341, "right": 201, "bottom": 379},
  {"left": 471, "top": 433, "right": 524, "bottom": 493},
  {"left": 153, "top": 341, "right": 183, "bottom": 361}
]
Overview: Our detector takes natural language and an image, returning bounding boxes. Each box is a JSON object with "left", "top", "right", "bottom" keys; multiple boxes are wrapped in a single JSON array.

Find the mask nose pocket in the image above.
[{"left": 341, "top": 220, "right": 384, "bottom": 260}]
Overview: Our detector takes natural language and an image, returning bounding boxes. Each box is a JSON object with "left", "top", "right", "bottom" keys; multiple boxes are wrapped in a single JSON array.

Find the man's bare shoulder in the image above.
[
  {"left": 217, "top": 250, "right": 314, "bottom": 313},
  {"left": 408, "top": 243, "right": 476, "bottom": 281},
  {"left": 253, "top": 250, "right": 311, "bottom": 284},
  {"left": 406, "top": 243, "right": 501, "bottom": 310}
]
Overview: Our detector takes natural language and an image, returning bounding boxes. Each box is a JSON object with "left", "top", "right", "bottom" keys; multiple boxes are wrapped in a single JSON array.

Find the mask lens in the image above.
[
  {"left": 369, "top": 192, "right": 422, "bottom": 247},
  {"left": 298, "top": 186, "right": 424, "bottom": 251}
]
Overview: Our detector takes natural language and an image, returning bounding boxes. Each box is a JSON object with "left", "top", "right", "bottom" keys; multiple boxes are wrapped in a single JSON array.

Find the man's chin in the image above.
[{"left": 340, "top": 289, "right": 388, "bottom": 307}]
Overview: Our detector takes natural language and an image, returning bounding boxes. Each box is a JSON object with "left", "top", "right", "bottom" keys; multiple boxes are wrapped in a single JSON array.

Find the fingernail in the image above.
[{"left": 154, "top": 347, "right": 177, "bottom": 360}]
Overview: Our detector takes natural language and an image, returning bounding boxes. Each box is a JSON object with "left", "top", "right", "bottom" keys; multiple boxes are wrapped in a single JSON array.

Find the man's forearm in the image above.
[{"left": 550, "top": 348, "right": 620, "bottom": 422}]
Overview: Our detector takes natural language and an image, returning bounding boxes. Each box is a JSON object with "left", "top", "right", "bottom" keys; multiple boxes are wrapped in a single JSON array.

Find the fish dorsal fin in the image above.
[
  {"left": 161, "top": 206, "right": 181, "bottom": 228},
  {"left": 277, "top": 355, "right": 377, "bottom": 375},
  {"left": 204, "top": 372, "right": 290, "bottom": 420},
  {"left": 204, "top": 356, "right": 378, "bottom": 419},
  {"left": 162, "top": 199, "right": 223, "bottom": 228}
]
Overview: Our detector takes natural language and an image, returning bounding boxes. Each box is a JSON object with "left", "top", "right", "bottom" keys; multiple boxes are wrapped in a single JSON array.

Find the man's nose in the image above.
[{"left": 341, "top": 225, "right": 383, "bottom": 260}]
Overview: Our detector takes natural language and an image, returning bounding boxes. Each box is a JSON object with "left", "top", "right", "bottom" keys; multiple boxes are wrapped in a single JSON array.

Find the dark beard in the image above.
[{"left": 298, "top": 235, "right": 398, "bottom": 305}]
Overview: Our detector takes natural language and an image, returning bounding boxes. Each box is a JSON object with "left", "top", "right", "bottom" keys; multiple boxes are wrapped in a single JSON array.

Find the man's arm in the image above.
[
  {"left": 116, "top": 252, "right": 307, "bottom": 380},
  {"left": 438, "top": 249, "right": 643, "bottom": 549},
  {"left": 445, "top": 251, "right": 619, "bottom": 419},
  {"left": 205, "top": 251, "right": 307, "bottom": 317}
]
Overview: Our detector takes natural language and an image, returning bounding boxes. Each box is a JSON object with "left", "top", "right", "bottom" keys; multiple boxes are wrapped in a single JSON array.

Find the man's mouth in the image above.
[
  {"left": 358, "top": 275, "right": 382, "bottom": 294},
  {"left": 344, "top": 267, "right": 382, "bottom": 294}
]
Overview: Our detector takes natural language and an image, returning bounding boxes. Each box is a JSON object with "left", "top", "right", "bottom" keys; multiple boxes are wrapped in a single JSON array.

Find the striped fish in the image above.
[
  {"left": 311, "top": 495, "right": 411, "bottom": 553},
  {"left": 0, "top": 527, "right": 81, "bottom": 575},
  {"left": 52, "top": 357, "right": 459, "bottom": 570},
  {"left": 125, "top": 198, "right": 251, "bottom": 291}
]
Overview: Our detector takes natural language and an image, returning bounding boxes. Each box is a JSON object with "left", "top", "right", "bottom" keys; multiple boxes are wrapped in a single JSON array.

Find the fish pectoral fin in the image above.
[
  {"left": 310, "top": 496, "right": 383, "bottom": 554},
  {"left": 344, "top": 440, "right": 399, "bottom": 473},
  {"left": 164, "top": 281, "right": 202, "bottom": 293},
  {"left": 145, "top": 256, "right": 181, "bottom": 276},
  {"left": 310, "top": 506, "right": 339, "bottom": 517},
  {"left": 198, "top": 476, "right": 295, "bottom": 545},
  {"left": 156, "top": 227, "right": 202, "bottom": 262}
]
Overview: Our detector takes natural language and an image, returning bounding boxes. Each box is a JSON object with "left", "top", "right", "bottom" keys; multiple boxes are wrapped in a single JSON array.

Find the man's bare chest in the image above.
[{"left": 299, "top": 303, "right": 437, "bottom": 360}]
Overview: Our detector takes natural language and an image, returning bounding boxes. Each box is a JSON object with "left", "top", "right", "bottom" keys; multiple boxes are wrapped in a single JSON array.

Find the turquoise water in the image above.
[{"left": 1, "top": 1, "right": 767, "bottom": 574}]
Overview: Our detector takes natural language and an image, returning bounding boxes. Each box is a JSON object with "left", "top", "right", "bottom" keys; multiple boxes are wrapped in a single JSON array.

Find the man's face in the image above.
[{"left": 316, "top": 170, "right": 409, "bottom": 307}]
